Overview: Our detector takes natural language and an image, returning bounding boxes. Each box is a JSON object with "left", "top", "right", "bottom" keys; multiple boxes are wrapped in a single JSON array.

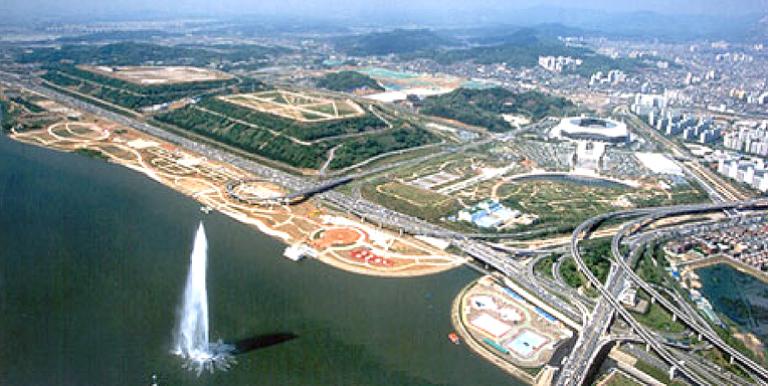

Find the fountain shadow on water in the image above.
[{"left": 232, "top": 332, "right": 298, "bottom": 355}]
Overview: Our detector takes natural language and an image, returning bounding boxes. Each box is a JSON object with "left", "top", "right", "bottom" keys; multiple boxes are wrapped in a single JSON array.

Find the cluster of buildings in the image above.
[
  {"left": 631, "top": 93, "right": 667, "bottom": 116},
  {"left": 653, "top": 113, "right": 721, "bottom": 144},
  {"left": 671, "top": 222, "right": 768, "bottom": 266},
  {"left": 668, "top": 221, "right": 768, "bottom": 272},
  {"left": 589, "top": 70, "right": 626, "bottom": 86},
  {"left": 456, "top": 199, "right": 536, "bottom": 229},
  {"left": 723, "top": 121, "right": 768, "bottom": 157},
  {"left": 729, "top": 89, "right": 768, "bottom": 105},
  {"left": 683, "top": 70, "right": 717, "bottom": 86},
  {"left": 717, "top": 157, "right": 768, "bottom": 192},
  {"left": 537, "top": 56, "right": 582, "bottom": 73},
  {"left": 632, "top": 93, "right": 722, "bottom": 144}
]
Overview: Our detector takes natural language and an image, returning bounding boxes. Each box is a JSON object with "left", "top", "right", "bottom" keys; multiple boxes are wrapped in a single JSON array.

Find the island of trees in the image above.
[
  {"left": 315, "top": 71, "right": 384, "bottom": 93},
  {"left": 421, "top": 87, "right": 577, "bottom": 132}
]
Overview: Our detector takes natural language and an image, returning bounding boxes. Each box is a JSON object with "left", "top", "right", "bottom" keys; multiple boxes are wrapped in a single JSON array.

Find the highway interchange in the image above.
[
  {"left": 558, "top": 200, "right": 768, "bottom": 386},
  {"left": 3, "top": 70, "right": 768, "bottom": 385}
]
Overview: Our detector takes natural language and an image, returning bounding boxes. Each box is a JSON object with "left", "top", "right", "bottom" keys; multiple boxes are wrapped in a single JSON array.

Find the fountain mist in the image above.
[{"left": 172, "top": 222, "right": 235, "bottom": 376}]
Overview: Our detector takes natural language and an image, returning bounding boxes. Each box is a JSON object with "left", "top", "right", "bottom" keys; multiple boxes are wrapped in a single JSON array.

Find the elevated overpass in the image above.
[
  {"left": 610, "top": 202, "right": 768, "bottom": 383},
  {"left": 557, "top": 199, "right": 768, "bottom": 386}
]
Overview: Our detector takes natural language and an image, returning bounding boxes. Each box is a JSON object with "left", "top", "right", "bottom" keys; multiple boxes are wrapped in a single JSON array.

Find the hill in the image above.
[
  {"left": 18, "top": 42, "right": 286, "bottom": 70},
  {"left": 405, "top": 28, "right": 648, "bottom": 77},
  {"left": 334, "top": 29, "right": 460, "bottom": 56},
  {"left": 154, "top": 94, "right": 438, "bottom": 170},
  {"left": 421, "top": 87, "right": 577, "bottom": 132},
  {"left": 315, "top": 71, "right": 384, "bottom": 93}
]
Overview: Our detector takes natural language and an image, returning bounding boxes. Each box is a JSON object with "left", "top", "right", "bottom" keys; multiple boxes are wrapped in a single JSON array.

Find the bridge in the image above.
[
  {"left": 556, "top": 199, "right": 768, "bottom": 386},
  {"left": 610, "top": 203, "right": 768, "bottom": 382},
  {"left": 226, "top": 176, "right": 354, "bottom": 205},
  {"left": 9, "top": 71, "right": 768, "bottom": 385}
]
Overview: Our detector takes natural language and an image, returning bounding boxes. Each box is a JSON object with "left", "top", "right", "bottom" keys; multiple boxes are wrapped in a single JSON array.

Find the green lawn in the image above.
[
  {"left": 360, "top": 179, "right": 461, "bottom": 223},
  {"left": 534, "top": 254, "right": 558, "bottom": 279},
  {"left": 633, "top": 300, "right": 687, "bottom": 334}
]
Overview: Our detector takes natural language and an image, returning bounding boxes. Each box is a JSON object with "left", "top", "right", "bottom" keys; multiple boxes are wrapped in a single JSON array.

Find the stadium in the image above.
[{"left": 551, "top": 117, "right": 629, "bottom": 144}]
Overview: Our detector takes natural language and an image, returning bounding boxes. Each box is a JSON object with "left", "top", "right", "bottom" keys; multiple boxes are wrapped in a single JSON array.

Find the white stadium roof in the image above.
[{"left": 551, "top": 117, "right": 629, "bottom": 143}]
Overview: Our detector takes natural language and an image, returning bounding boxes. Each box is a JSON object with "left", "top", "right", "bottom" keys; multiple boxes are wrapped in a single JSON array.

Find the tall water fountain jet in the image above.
[{"left": 172, "top": 222, "right": 235, "bottom": 376}]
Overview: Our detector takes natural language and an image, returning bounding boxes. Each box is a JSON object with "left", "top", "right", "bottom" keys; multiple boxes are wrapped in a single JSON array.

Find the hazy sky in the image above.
[{"left": 2, "top": 0, "right": 766, "bottom": 21}]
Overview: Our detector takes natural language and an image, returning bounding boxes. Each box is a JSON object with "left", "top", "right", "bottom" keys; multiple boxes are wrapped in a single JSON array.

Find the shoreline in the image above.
[
  {"left": 687, "top": 257, "right": 768, "bottom": 284},
  {"left": 8, "top": 115, "right": 464, "bottom": 278},
  {"left": 451, "top": 275, "right": 573, "bottom": 385},
  {"left": 678, "top": 258, "right": 768, "bottom": 360}
]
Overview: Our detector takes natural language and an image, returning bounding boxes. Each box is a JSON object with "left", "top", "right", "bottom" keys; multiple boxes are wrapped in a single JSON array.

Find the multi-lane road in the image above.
[
  {"left": 6, "top": 71, "right": 768, "bottom": 385},
  {"left": 557, "top": 200, "right": 768, "bottom": 386}
]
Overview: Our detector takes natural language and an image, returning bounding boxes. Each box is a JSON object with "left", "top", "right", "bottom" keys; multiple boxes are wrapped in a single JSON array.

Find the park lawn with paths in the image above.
[
  {"left": 361, "top": 179, "right": 461, "bottom": 223},
  {"left": 155, "top": 100, "right": 438, "bottom": 170},
  {"left": 498, "top": 180, "right": 631, "bottom": 232}
]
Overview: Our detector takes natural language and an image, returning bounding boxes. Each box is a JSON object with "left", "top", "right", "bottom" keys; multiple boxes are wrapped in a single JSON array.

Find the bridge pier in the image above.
[
  {"left": 651, "top": 297, "right": 656, "bottom": 305},
  {"left": 645, "top": 343, "right": 650, "bottom": 352},
  {"left": 697, "top": 333, "right": 702, "bottom": 341},
  {"left": 669, "top": 365, "right": 676, "bottom": 380},
  {"left": 672, "top": 313, "right": 677, "bottom": 322},
  {"left": 730, "top": 355, "right": 735, "bottom": 365}
]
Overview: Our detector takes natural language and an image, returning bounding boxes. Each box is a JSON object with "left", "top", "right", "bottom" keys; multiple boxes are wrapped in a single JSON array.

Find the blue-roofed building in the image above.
[
  {"left": 457, "top": 199, "right": 524, "bottom": 229},
  {"left": 474, "top": 214, "right": 503, "bottom": 228}
]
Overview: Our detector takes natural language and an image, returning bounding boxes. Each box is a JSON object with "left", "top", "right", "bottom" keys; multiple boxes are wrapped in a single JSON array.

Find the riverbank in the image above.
[
  {"left": 0, "top": 133, "right": 517, "bottom": 385},
  {"left": 9, "top": 111, "right": 464, "bottom": 278}
]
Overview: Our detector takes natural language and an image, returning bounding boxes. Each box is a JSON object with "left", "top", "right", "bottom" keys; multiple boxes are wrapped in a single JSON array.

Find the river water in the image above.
[{"left": 0, "top": 136, "right": 517, "bottom": 385}]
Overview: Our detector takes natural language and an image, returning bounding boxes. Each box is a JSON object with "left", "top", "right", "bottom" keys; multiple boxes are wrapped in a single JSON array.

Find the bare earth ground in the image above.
[
  {"left": 12, "top": 115, "right": 464, "bottom": 278},
  {"left": 79, "top": 65, "right": 234, "bottom": 85}
]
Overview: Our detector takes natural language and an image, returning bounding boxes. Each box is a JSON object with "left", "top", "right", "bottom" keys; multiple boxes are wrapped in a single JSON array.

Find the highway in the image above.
[
  {"left": 610, "top": 204, "right": 768, "bottom": 382},
  {"left": 8, "top": 71, "right": 768, "bottom": 385},
  {"left": 557, "top": 207, "right": 714, "bottom": 386},
  {"left": 556, "top": 199, "right": 768, "bottom": 386}
]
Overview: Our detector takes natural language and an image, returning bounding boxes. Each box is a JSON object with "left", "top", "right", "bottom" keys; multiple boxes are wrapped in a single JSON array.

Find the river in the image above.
[{"left": 0, "top": 135, "right": 517, "bottom": 385}]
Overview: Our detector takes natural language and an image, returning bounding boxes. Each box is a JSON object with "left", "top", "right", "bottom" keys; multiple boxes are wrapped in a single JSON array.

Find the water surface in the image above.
[
  {"left": 0, "top": 136, "right": 517, "bottom": 385},
  {"left": 697, "top": 264, "right": 768, "bottom": 343}
]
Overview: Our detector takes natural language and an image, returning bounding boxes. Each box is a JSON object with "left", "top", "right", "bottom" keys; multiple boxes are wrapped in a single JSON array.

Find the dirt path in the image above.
[{"left": 319, "top": 144, "right": 340, "bottom": 176}]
